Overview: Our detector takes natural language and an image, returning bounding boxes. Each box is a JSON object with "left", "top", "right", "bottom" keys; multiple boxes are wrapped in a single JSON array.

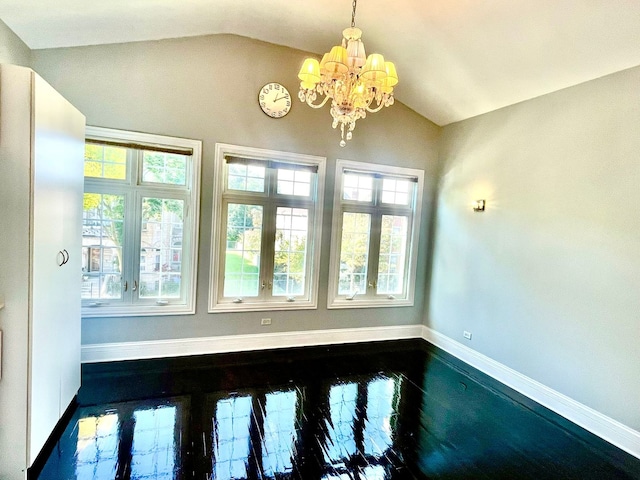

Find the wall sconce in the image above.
[{"left": 473, "top": 199, "right": 486, "bottom": 212}]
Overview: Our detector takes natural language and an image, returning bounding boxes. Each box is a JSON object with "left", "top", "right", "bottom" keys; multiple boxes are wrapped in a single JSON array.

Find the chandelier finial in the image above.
[{"left": 297, "top": 0, "right": 398, "bottom": 146}]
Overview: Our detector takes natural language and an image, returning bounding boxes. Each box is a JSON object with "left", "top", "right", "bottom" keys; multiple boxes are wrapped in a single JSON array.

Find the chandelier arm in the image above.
[
  {"left": 365, "top": 101, "right": 387, "bottom": 113},
  {"left": 305, "top": 95, "right": 331, "bottom": 109}
]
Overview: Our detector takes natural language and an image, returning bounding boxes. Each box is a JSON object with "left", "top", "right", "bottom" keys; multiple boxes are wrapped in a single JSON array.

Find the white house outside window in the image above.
[
  {"left": 328, "top": 159, "right": 424, "bottom": 309},
  {"left": 209, "top": 144, "right": 325, "bottom": 312},
  {"left": 81, "top": 126, "right": 201, "bottom": 317}
]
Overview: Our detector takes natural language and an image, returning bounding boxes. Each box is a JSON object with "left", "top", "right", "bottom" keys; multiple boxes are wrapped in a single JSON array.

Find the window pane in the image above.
[
  {"left": 224, "top": 204, "right": 262, "bottom": 297},
  {"left": 377, "top": 215, "right": 408, "bottom": 295},
  {"left": 227, "top": 164, "right": 265, "bottom": 193},
  {"left": 82, "top": 193, "right": 124, "bottom": 299},
  {"left": 273, "top": 207, "right": 308, "bottom": 296},
  {"left": 277, "top": 168, "right": 311, "bottom": 197},
  {"left": 131, "top": 406, "right": 177, "bottom": 479},
  {"left": 139, "top": 198, "right": 185, "bottom": 299},
  {"left": 142, "top": 151, "right": 187, "bottom": 186},
  {"left": 342, "top": 173, "right": 372, "bottom": 202},
  {"left": 76, "top": 413, "right": 119, "bottom": 479},
  {"left": 381, "top": 178, "right": 412, "bottom": 205},
  {"left": 338, "top": 212, "right": 371, "bottom": 295},
  {"left": 84, "top": 144, "right": 127, "bottom": 180},
  {"left": 212, "top": 396, "right": 253, "bottom": 480},
  {"left": 262, "top": 390, "right": 298, "bottom": 477}
]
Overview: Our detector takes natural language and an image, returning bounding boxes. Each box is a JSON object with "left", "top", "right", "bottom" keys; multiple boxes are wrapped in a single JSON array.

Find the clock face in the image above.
[{"left": 259, "top": 83, "right": 291, "bottom": 118}]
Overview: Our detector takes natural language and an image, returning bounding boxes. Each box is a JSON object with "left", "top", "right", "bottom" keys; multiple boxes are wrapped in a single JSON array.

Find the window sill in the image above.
[
  {"left": 327, "top": 298, "right": 414, "bottom": 309},
  {"left": 82, "top": 303, "right": 195, "bottom": 318},
  {"left": 208, "top": 301, "right": 317, "bottom": 314}
]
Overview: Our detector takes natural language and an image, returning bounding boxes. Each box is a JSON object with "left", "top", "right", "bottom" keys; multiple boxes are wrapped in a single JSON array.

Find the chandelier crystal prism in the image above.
[{"left": 297, "top": 0, "right": 398, "bottom": 147}]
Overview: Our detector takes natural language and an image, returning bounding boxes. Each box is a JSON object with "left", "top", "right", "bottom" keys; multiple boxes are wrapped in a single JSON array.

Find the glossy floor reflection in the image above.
[{"left": 36, "top": 341, "right": 640, "bottom": 479}]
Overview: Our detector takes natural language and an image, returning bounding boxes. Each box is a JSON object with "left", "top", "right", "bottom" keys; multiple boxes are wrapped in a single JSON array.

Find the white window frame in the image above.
[
  {"left": 82, "top": 126, "right": 202, "bottom": 317},
  {"left": 327, "top": 159, "right": 424, "bottom": 309},
  {"left": 208, "top": 143, "right": 325, "bottom": 313}
]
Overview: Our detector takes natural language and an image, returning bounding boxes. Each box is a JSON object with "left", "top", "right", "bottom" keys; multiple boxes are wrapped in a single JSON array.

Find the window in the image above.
[
  {"left": 209, "top": 144, "right": 325, "bottom": 312},
  {"left": 328, "top": 160, "right": 423, "bottom": 308},
  {"left": 82, "top": 126, "right": 201, "bottom": 317}
]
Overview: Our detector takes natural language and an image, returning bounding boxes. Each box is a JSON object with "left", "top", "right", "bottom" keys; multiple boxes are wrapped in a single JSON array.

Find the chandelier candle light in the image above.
[{"left": 297, "top": 0, "right": 399, "bottom": 147}]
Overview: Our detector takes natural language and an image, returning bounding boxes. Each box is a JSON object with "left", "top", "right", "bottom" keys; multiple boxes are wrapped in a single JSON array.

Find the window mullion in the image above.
[
  {"left": 261, "top": 200, "right": 276, "bottom": 300},
  {"left": 126, "top": 190, "right": 143, "bottom": 305},
  {"left": 261, "top": 167, "right": 278, "bottom": 300},
  {"left": 367, "top": 212, "right": 383, "bottom": 298}
]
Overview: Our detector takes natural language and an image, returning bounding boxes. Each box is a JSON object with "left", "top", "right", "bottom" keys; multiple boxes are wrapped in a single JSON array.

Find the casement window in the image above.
[
  {"left": 81, "top": 126, "right": 201, "bottom": 317},
  {"left": 328, "top": 160, "right": 424, "bottom": 308},
  {"left": 209, "top": 144, "right": 325, "bottom": 312}
]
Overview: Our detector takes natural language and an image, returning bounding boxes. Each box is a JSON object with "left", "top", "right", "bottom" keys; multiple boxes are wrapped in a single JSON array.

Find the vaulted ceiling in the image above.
[{"left": 2, "top": 0, "right": 639, "bottom": 126}]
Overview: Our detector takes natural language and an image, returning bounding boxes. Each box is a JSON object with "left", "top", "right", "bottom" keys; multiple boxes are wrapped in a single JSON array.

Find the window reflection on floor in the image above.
[
  {"left": 72, "top": 399, "right": 182, "bottom": 480},
  {"left": 75, "top": 412, "right": 119, "bottom": 479},
  {"left": 131, "top": 405, "right": 177, "bottom": 480},
  {"left": 212, "top": 395, "right": 253, "bottom": 480},
  {"left": 364, "top": 377, "right": 397, "bottom": 456},
  {"left": 47, "top": 370, "right": 405, "bottom": 480},
  {"left": 210, "top": 389, "right": 300, "bottom": 480},
  {"left": 262, "top": 390, "right": 298, "bottom": 477},
  {"left": 321, "top": 375, "right": 402, "bottom": 480},
  {"left": 324, "top": 382, "right": 358, "bottom": 465}
]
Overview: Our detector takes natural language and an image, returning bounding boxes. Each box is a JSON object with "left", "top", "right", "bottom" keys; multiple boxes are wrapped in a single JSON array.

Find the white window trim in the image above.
[
  {"left": 327, "top": 159, "right": 424, "bottom": 309},
  {"left": 82, "top": 126, "right": 202, "bottom": 318},
  {"left": 208, "top": 143, "right": 326, "bottom": 313}
]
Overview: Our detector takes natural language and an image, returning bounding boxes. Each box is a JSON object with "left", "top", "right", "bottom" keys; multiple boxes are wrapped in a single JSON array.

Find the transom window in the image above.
[
  {"left": 82, "top": 127, "right": 201, "bottom": 317},
  {"left": 328, "top": 160, "right": 424, "bottom": 308},
  {"left": 209, "top": 144, "right": 325, "bottom": 312}
]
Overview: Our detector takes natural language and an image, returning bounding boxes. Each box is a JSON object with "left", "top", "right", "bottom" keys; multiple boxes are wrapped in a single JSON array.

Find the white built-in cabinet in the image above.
[{"left": 0, "top": 64, "right": 85, "bottom": 479}]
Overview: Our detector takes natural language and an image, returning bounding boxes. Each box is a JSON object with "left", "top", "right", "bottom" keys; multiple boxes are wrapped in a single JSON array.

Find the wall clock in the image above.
[{"left": 259, "top": 82, "right": 291, "bottom": 118}]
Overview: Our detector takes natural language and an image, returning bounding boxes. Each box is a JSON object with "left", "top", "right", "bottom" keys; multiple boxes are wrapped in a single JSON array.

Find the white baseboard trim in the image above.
[
  {"left": 81, "top": 324, "right": 424, "bottom": 364},
  {"left": 421, "top": 325, "right": 640, "bottom": 460}
]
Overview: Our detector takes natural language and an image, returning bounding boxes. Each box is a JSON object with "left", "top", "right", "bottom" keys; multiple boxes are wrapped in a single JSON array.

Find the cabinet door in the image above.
[{"left": 28, "top": 73, "right": 85, "bottom": 464}]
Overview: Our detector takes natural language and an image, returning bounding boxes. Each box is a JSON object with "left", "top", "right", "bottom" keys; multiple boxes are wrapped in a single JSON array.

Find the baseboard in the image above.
[
  {"left": 81, "top": 324, "right": 424, "bottom": 363},
  {"left": 421, "top": 325, "right": 640, "bottom": 460}
]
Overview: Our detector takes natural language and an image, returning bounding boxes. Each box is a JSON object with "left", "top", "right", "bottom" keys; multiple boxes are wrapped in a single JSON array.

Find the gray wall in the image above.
[
  {"left": 0, "top": 19, "right": 31, "bottom": 66},
  {"left": 31, "top": 34, "right": 441, "bottom": 345},
  {"left": 429, "top": 66, "right": 640, "bottom": 430}
]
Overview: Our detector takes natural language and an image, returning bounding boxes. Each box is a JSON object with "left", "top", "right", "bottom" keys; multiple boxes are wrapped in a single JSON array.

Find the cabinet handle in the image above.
[
  {"left": 124, "top": 281, "right": 128, "bottom": 292},
  {"left": 57, "top": 250, "right": 69, "bottom": 266},
  {"left": 132, "top": 280, "right": 138, "bottom": 292}
]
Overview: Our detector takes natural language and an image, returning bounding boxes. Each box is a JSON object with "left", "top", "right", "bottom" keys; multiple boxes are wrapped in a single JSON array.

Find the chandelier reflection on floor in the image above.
[{"left": 297, "top": 0, "right": 398, "bottom": 147}]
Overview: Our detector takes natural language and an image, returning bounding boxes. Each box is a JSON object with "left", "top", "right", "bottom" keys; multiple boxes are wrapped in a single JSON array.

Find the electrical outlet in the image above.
[
  {"left": 463, "top": 331, "right": 472, "bottom": 340},
  {"left": 261, "top": 318, "right": 272, "bottom": 326}
]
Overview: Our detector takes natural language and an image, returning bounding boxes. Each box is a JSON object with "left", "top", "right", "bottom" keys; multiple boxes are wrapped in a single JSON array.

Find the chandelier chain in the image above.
[{"left": 351, "top": 0, "right": 357, "bottom": 27}]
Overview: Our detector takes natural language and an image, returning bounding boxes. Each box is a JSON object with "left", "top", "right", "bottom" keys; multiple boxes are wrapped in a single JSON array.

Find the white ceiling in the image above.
[{"left": 1, "top": 0, "right": 639, "bottom": 125}]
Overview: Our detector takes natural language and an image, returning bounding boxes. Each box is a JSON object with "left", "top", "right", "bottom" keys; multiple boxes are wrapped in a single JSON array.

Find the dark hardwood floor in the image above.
[{"left": 34, "top": 340, "right": 640, "bottom": 479}]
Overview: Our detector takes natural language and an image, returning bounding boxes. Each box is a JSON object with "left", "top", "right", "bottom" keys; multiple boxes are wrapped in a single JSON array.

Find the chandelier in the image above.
[{"left": 297, "top": 0, "right": 398, "bottom": 147}]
